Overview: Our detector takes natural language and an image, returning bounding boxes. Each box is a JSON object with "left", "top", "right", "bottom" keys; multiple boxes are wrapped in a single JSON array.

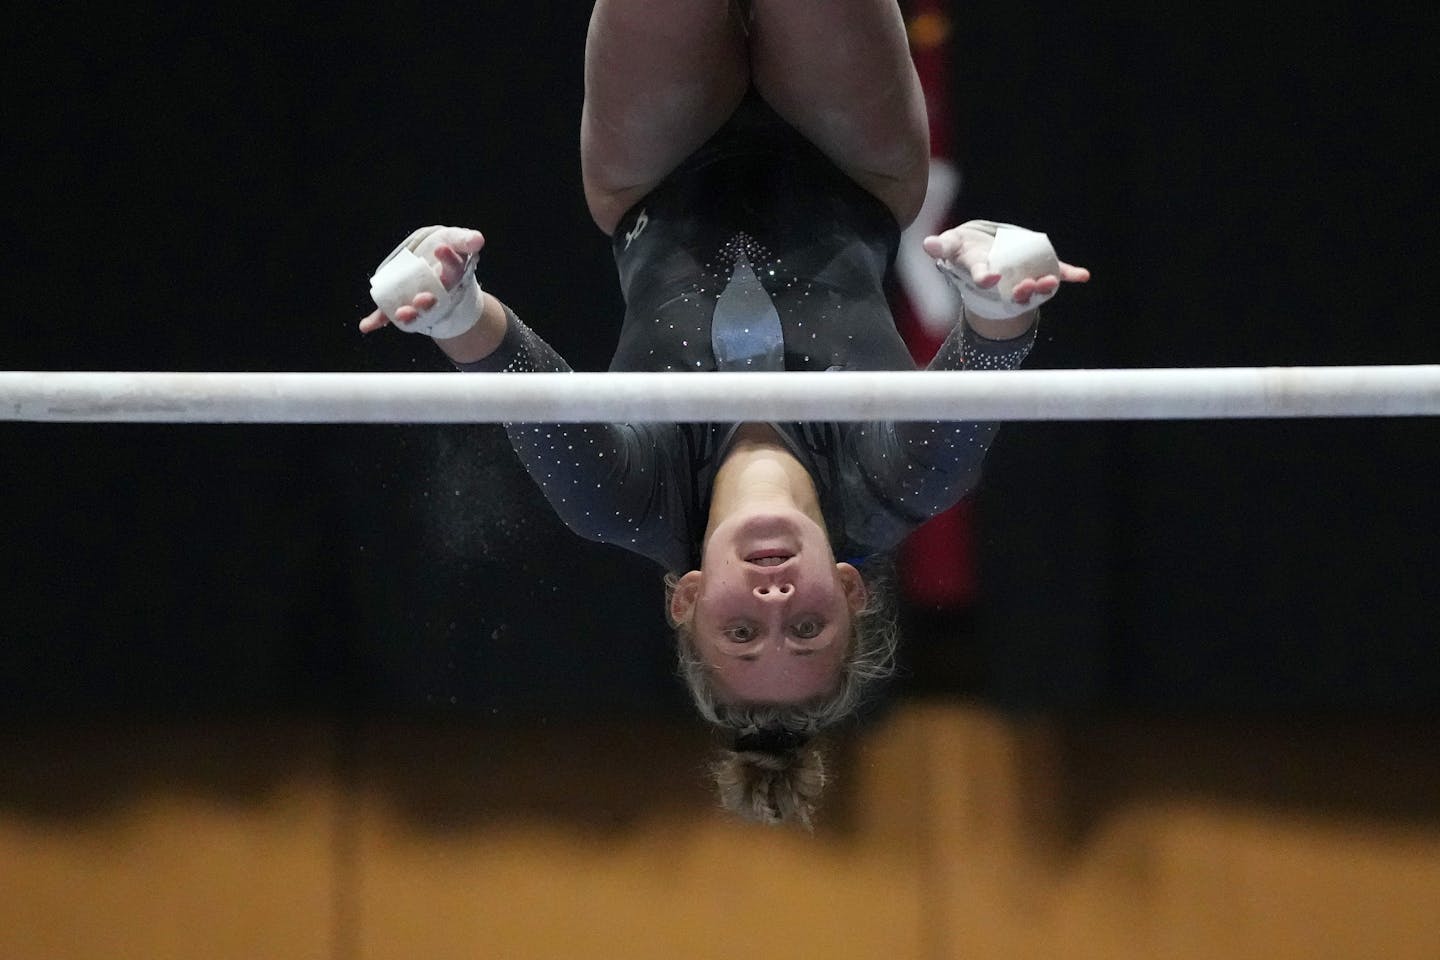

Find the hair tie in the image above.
[{"left": 734, "top": 728, "right": 808, "bottom": 754}]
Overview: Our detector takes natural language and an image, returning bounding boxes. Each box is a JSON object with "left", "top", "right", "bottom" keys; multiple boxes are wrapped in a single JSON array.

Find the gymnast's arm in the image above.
[
  {"left": 841, "top": 221, "right": 1091, "bottom": 549},
  {"left": 358, "top": 227, "right": 688, "bottom": 567},
  {"left": 841, "top": 310, "right": 1039, "bottom": 551},
  {"left": 446, "top": 304, "right": 690, "bottom": 567}
]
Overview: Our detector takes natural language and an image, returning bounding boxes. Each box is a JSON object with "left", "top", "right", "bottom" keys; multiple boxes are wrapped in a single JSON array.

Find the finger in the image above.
[
  {"left": 452, "top": 228, "right": 485, "bottom": 255},
  {"left": 395, "top": 305, "right": 419, "bottom": 324},
  {"left": 970, "top": 263, "right": 1000, "bottom": 287},
  {"left": 1010, "top": 278, "right": 1048, "bottom": 303},
  {"left": 412, "top": 291, "right": 438, "bottom": 311},
  {"left": 924, "top": 230, "right": 966, "bottom": 260},
  {"left": 358, "top": 308, "right": 390, "bottom": 334},
  {"left": 1059, "top": 261, "right": 1091, "bottom": 283},
  {"left": 430, "top": 227, "right": 485, "bottom": 260},
  {"left": 432, "top": 245, "right": 464, "bottom": 289},
  {"left": 929, "top": 237, "right": 996, "bottom": 280}
]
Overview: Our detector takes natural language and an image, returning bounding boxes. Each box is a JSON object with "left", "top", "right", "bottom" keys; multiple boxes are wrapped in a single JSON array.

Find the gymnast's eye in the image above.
[
  {"left": 724, "top": 624, "right": 756, "bottom": 643},
  {"left": 791, "top": 619, "right": 823, "bottom": 639}
]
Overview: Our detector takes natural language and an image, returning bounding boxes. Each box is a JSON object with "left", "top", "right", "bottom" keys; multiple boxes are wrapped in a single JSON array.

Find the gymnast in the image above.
[{"left": 358, "top": 0, "right": 1088, "bottom": 827}]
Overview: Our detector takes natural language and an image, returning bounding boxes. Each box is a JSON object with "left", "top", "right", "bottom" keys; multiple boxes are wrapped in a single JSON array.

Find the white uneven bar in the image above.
[{"left": 2, "top": 367, "right": 1439, "bottom": 423}]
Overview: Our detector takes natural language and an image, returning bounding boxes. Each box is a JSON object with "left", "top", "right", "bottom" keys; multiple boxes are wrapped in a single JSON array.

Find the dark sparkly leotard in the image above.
[{"left": 460, "top": 94, "right": 1035, "bottom": 572}]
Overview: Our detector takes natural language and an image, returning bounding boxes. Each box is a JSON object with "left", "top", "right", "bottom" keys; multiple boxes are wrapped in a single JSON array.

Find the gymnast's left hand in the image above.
[{"left": 923, "top": 222, "right": 1090, "bottom": 334}]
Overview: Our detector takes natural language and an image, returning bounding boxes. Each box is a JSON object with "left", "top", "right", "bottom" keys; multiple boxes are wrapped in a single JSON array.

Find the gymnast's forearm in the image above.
[
  {"left": 929, "top": 307, "right": 1038, "bottom": 374},
  {"left": 431, "top": 292, "right": 511, "bottom": 365},
  {"left": 441, "top": 305, "right": 675, "bottom": 558},
  {"left": 874, "top": 310, "right": 1040, "bottom": 503}
]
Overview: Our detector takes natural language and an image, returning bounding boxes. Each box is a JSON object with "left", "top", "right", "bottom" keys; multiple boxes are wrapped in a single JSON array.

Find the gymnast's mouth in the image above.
[{"left": 745, "top": 552, "right": 793, "bottom": 567}]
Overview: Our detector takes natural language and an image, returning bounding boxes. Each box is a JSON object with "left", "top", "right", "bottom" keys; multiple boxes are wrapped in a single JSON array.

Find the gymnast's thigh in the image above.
[
  {"left": 581, "top": 0, "right": 750, "bottom": 235},
  {"left": 745, "top": 0, "right": 929, "bottom": 227}
]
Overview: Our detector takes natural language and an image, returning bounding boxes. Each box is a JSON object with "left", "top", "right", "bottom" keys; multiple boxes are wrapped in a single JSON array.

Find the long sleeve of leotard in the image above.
[
  {"left": 454, "top": 309, "right": 694, "bottom": 570},
  {"left": 839, "top": 313, "right": 1037, "bottom": 555}
]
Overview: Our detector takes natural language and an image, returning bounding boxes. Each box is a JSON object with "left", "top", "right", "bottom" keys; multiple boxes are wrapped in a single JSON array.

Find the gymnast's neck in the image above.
[{"left": 702, "top": 422, "right": 825, "bottom": 546}]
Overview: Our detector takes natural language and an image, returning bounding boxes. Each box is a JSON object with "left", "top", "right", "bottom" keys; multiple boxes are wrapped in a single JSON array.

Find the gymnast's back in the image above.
[{"left": 606, "top": 91, "right": 918, "bottom": 374}]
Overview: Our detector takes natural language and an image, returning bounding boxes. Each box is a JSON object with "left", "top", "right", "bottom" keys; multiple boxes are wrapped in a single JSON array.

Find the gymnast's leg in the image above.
[
  {"left": 747, "top": 0, "right": 930, "bottom": 227},
  {"left": 582, "top": 0, "right": 750, "bottom": 234}
]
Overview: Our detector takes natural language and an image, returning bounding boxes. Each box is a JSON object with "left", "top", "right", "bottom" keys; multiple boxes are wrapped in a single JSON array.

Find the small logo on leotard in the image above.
[{"left": 623, "top": 208, "right": 649, "bottom": 250}]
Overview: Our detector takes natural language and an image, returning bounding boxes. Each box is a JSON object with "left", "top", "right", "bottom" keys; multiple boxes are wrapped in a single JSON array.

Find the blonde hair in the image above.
[{"left": 666, "top": 563, "right": 898, "bottom": 829}]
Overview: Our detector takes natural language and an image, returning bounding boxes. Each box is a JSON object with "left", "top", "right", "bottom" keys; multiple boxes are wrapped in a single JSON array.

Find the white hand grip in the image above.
[
  {"left": 958, "top": 226, "right": 1060, "bottom": 320},
  {"left": 368, "top": 227, "right": 482, "bottom": 339}
]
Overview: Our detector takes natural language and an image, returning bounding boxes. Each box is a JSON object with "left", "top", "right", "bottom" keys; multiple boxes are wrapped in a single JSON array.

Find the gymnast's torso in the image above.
[
  {"left": 607, "top": 92, "right": 915, "bottom": 375},
  {"left": 460, "top": 93, "right": 1036, "bottom": 572}
]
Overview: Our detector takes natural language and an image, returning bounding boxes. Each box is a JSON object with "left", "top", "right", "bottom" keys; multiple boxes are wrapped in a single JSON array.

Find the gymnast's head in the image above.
[{"left": 665, "top": 504, "right": 897, "bottom": 828}]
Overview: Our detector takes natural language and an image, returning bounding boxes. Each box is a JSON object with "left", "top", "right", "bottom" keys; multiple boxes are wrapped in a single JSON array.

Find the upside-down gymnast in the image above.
[{"left": 358, "top": 0, "right": 1089, "bottom": 827}]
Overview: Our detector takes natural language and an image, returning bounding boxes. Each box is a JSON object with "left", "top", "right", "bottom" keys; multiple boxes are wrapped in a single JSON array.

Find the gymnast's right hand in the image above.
[{"left": 359, "top": 226, "right": 487, "bottom": 337}]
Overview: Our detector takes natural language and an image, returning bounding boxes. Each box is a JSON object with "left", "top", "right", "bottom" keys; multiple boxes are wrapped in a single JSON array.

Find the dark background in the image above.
[{"left": 2, "top": 5, "right": 1436, "bottom": 719}]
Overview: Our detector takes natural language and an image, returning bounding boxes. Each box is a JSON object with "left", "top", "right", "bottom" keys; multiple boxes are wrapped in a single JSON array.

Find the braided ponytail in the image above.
[{"left": 714, "top": 738, "right": 827, "bottom": 829}]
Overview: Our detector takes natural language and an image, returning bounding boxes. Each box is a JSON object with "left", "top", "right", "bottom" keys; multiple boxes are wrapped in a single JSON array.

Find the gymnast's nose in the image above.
[{"left": 753, "top": 581, "right": 794, "bottom": 601}]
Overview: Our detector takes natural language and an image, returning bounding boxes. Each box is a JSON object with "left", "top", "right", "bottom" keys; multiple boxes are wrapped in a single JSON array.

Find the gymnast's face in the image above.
[{"left": 670, "top": 508, "right": 867, "bottom": 705}]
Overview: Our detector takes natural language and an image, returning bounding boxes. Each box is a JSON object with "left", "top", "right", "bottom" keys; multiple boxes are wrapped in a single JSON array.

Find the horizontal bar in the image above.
[{"left": 2, "top": 367, "right": 1439, "bottom": 423}]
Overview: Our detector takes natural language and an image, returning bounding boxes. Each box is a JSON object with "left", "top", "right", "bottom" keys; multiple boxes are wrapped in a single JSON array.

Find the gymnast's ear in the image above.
[
  {"left": 837, "top": 562, "right": 867, "bottom": 615},
  {"left": 668, "top": 570, "right": 702, "bottom": 626}
]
